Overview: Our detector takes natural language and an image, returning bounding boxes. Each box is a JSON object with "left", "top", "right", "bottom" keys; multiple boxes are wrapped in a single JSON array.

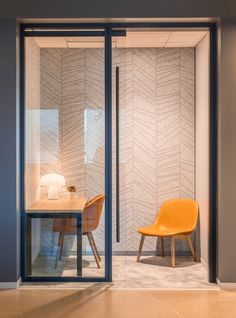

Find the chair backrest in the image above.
[
  {"left": 52, "top": 194, "right": 105, "bottom": 234},
  {"left": 83, "top": 194, "right": 105, "bottom": 233},
  {"left": 155, "top": 199, "right": 198, "bottom": 233}
]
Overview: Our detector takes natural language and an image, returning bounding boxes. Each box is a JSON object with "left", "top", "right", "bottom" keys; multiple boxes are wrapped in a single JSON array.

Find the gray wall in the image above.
[
  {"left": 0, "top": 19, "right": 20, "bottom": 282},
  {"left": 0, "top": 0, "right": 235, "bottom": 18},
  {"left": 218, "top": 18, "right": 236, "bottom": 283},
  {"left": 0, "top": 3, "right": 236, "bottom": 283}
]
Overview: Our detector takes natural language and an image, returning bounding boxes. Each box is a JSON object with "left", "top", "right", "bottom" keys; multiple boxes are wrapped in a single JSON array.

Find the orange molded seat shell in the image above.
[{"left": 138, "top": 199, "right": 198, "bottom": 237}]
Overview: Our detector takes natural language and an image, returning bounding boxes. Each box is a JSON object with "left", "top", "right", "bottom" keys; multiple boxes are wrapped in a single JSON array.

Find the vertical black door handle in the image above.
[{"left": 116, "top": 66, "right": 120, "bottom": 243}]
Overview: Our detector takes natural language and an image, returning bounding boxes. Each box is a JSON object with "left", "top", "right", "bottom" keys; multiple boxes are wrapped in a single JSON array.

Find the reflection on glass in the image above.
[
  {"left": 84, "top": 108, "right": 104, "bottom": 164},
  {"left": 40, "top": 109, "right": 60, "bottom": 163},
  {"left": 26, "top": 109, "right": 60, "bottom": 164}
]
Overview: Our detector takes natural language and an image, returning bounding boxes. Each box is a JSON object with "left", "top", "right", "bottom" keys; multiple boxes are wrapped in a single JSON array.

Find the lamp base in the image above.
[{"left": 47, "top": 185, "right": 60, "bottom": 200}]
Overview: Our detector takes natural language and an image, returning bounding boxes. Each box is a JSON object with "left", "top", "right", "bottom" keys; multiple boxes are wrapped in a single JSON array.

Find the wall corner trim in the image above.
[
  {"left": 200, "top": 257, "right": 208, "bottom": 271},
  {"left": 0, "top": 277, "right": 21, "bottom": 289},
  {"left": 217, "top": 278, "right": 236, "bottom": 290}
]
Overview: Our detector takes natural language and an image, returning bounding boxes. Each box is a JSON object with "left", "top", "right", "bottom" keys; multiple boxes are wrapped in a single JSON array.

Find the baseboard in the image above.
[
  {"left": 0, "top": 282, "right": 17, "bottom": 289},
  {"left": 112, "top": 251, "right": 192, "bottom": 256},
  {"left": 200, "top": 257, "right": 208, "bottom": 270},
  {"left": 17, "top": 277, "right": 22, "bottom": 288},
  {"left": 217, "top": 278, "right": 236, "bottom": 290},
  {"left": 0, "top": 277, "right": 21, "bottom": 289},
  {"left": 40, "top": 251, "right": 193, "bottom": 257}
]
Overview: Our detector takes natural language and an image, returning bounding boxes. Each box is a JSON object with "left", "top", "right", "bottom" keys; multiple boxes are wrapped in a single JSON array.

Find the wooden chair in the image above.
[
  {"left": 137, "top": 199, "right": 198, "bottom": 267},
  {"left": 53, "top": 194, "right": 105, "bottom": 268}
]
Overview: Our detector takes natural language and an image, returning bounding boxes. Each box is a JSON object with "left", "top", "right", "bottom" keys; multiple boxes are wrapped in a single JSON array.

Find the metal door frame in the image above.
[{"left": 20, "top": 22, "right": 217, "bottom": 283}]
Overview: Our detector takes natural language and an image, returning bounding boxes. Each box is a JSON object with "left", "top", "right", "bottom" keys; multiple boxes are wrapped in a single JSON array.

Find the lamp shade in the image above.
[{"left": 40, "top": 174, "right": 65, "bottom": 187}]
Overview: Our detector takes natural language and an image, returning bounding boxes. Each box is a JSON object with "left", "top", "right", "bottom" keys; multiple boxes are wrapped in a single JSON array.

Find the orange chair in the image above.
[
  {"left": 53, "top": 194, "right": 105, "bottom": 268},
  {"left": 136, "top": 199, "right": 199, "bottom": 267}
]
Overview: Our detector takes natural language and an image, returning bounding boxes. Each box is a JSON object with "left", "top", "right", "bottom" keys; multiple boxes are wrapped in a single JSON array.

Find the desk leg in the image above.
[
  {"left": 26, "top": 215, "right": 32, "bottom": 276},
  {"left": 77, "top": 214, "right": 82, "bottom": 276}
]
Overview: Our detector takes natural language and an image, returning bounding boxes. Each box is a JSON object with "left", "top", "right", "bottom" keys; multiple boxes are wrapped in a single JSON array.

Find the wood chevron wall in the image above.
[
  {"left": 112, "top": 48, "right": 195, "bottom": 254},
  {"left": 38, "top": 46, "right": 195, "bottom": 255}
]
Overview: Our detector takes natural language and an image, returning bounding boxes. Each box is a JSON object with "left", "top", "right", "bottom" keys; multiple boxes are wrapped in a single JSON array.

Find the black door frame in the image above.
[{"left": 20, "top": 22, "right": 217, "bottom": 283}]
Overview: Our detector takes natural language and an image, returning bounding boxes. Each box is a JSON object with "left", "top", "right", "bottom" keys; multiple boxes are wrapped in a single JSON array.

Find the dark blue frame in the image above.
[
  {"left": 20, "top": 25, "right": 113, "bottom": 283},
  {"left": 20, "top": 22, "right": 217, "bottom": 283}
]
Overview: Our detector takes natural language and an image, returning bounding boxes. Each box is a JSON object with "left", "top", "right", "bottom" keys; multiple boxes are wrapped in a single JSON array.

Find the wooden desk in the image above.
[{"left": 26, "top": 198, "right": 87, "bottom": 277}]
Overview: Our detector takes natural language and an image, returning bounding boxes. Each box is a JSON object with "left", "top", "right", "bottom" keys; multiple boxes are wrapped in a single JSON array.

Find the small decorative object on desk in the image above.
[{"left": 67, "top": 186, "right": 77, "bottom": 199}]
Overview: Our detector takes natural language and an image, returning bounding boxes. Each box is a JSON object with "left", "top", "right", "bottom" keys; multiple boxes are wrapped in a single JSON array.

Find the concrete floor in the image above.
[
  {"left": 31, "top": 255, "right": 217, "bottom": 289},
  {"left": 0, "top": 288, "right": 236, "bottom": 318}
]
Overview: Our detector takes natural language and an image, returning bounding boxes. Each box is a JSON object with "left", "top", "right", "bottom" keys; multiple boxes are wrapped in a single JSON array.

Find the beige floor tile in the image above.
[
  {"left": 0, "top": 289, "right": 236, "bottom": 318},
  {"left": 0, "top": 314, "right": 23, "bottom": 318}
]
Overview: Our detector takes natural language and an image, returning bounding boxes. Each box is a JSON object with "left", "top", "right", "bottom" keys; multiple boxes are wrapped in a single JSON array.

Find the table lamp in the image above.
[{"left": 40, "top": 173, "right": 65, "bottom": 200}]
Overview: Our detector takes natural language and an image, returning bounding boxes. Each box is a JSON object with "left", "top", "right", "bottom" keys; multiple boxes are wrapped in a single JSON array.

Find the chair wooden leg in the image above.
[
  {"left": 59, "top": 233, "right": 64, "bottom": 260},
  {"left": 90, "top": 232, "right": 101, "bottom": 261},
  {"left": 171, "top": 237, "right": 176, "bottom": 267},
  {"left": 137, "top": 234, "right": 145, "bottom": 262},
  {"left": 187, "top": 235, "right": 197, "bottom": 261},
  {"left": 55, "top": 232, "right": 63, "bottom": 269},
  {"left": 87, "top": 232, "right": 100, "bottom": 268},
  {"left": 160, "top": 237, "right": 164, "bottom": 257}
]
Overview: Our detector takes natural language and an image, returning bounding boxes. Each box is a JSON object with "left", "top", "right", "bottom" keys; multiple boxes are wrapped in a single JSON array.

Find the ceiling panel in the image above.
[
  {"left": 167, "top": 31, "right": 208, "bottom": 45},
  {"left": 65, "top": 37, "right": 104, "bottom": 42},
  {"left": 165, "top": 42, "right": 199, "bottom": 47},
  {"left": 67, "top": 41, "right": 104, "bottom": 48},
  {"left": 66, "top": 36, "right": 104, "bottom": 48},
  {"left": 33, "top": 31, "right": 208, "bottom": 49},
  {"left": 114, "top": 31, "right": 170, "bottom": 48},
  {"left": 34, "top": 37, "right": 67, "bottom": 48}
]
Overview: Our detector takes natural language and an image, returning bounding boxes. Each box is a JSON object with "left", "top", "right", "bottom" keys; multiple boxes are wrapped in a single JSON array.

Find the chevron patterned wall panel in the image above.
[
  {"left": 61, "top": 49, "right": 86, "bottom": 198},
  {"left": 112, "top": 48, "right": 195, "bottom": 253},
  {"left": 39, "top": 47, "right": 195, "bottom": 256},
  {"left": 132, "top": 48, "right": 158, "bottom": 251},
  {"left": 40, "top": 49, "right": 61, "bottom": 177},
  {"left": 40, "top": 48, "right": 62, "bottom": 254},
  {"left": 180, "top": 48, "right": 195, "bottom": 199},
  {"left": 112, "top": 49, "right": 133, "bottom": 252},
  {"left": 84, "top": 48, "right": 105, "bottom": 251},
  {"left": 40, "top": 48, "right": 106, "bottom": 255},
  {"left": 155, "top": 48, "right": 182, "bottom": 252}
]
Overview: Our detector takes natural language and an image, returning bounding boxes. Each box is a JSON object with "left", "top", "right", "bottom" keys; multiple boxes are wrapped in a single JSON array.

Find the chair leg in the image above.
[
  {"left": 160, "top": 237, "right": 164, "bottom": 257},
  {"left": 137, "top": 234, "right": 145, "bottom": 262},
  {"left": 55, "top": 232, "right": 63, "bottom": 269},
  {"left": 87, "top": 232, "right": 100, "bottom": 269},
  {"left": 187, "top": 235, "right": 197, "bottom": 261},
  {"left": 171, "top": 237, "right": 176, "bottom": 267},
  {"left": 90, "top": 232, "right": 101, "bottom": 261},
  {"left": 59, "top": 233, "right": 64, "bottom": 260}
]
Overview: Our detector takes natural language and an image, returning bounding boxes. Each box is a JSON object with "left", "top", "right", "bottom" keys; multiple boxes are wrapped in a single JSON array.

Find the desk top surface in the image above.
[{"left": 26, "top": 197, "right": 87, "bottom": 213}]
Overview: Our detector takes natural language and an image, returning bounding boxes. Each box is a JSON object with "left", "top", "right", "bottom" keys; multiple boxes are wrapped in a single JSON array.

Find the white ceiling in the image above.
[{"left": 34, "top": 31, "right": 208, "bottom": 49}]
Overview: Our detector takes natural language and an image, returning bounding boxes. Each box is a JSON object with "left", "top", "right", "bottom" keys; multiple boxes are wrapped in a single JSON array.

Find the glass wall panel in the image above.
[
  {"left": 111, "top": 30, "right": 196, "bottom": 283},
  {"left": 24, "top": 36, "right": 105, "bottom": 278}
]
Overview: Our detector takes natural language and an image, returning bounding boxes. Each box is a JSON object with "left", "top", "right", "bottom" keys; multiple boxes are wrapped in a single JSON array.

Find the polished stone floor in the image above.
[
  {"left": 0, "top": 288, "right": 236, "bottom": 318},
  {"left": 31, "top": 255, "right": 217, "bottom": 289}
]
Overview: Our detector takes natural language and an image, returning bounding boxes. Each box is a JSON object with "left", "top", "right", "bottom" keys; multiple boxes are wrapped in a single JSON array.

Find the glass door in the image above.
[{"left": 22, "top": 27, "right": 111, "bottom": 281}]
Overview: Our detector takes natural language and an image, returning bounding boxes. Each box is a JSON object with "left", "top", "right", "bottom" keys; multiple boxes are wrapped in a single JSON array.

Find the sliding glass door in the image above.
[{"left": 22, "top": 27, "right": 111, "bottom": 281}]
